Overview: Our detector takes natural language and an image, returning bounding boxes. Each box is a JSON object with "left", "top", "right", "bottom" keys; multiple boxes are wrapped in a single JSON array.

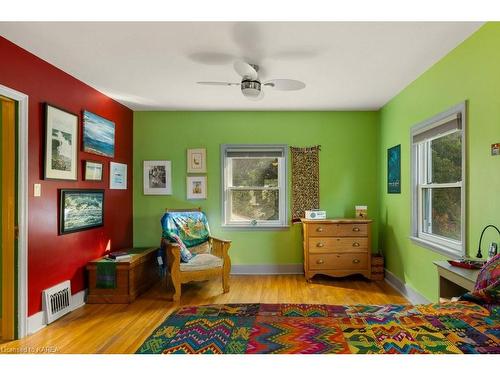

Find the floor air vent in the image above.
[{"left": 42, "top": 280, "right": 72, "bottom": 324}]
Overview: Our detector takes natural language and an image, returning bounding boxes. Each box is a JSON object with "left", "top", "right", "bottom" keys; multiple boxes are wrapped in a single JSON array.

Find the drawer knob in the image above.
[
  {"left": 353, "top": 227, "right": 361, "bottom": 232},
  {"left": 316, "top": 227, "right": 324, "bottom": 232},
  {"left": 352, "top": 259, "right": 360, "bottom": 264},
  {"left": 316, "top": 259, "right": 325, "bottom": 264},
  {"left": 353, "top": 242, "right": 360, "bottom": 247},
  {"left": 316, "top": 242, "right": 324, "bottom": 248}
]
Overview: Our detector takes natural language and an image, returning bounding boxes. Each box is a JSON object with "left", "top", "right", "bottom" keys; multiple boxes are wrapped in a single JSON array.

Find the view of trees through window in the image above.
[
  {"left": 230, "top": 158, "right": 279, "bottom": 221},
  {"left": 422, "top": 131, "right": 462, "bottom": 241}
]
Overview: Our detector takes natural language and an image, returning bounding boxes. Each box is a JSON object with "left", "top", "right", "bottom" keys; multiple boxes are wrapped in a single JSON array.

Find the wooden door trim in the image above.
[
  {"left": 0, "top": 84, "right": 29, "bottom": 339},
  {"left": 1, "top": 96, "right": 16, "bottom": 340}
]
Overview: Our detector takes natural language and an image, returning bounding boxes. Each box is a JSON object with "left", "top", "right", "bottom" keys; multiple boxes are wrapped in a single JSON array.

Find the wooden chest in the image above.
[
  {"left": 301, "top": 219, "right": 372, "bottom": 281},
  {"left": 86, "top": 247, "right": 159, "bottom": 303}
]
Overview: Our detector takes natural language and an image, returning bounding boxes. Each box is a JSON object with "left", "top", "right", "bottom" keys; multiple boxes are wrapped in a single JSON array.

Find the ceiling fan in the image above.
[{"left": 197, "top": 61, "right": 306, "bottom": 100}]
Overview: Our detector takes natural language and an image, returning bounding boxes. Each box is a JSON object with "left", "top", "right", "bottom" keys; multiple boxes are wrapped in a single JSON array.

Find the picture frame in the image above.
[
  {"left": 387, "top": 144, "right": 401, "bottom": 194},
  {"left": 143, "top": 160, "right": 172, "bottom": 195},
  {"left": 82, "top": 110, "right": 115, "bottom": 158},
  {"left": 187, "top": 148, "right": 207, "bottom": 173},
  {"left": 44, "top": 103, "right": 78, "bottom": 180},
  {"left": 186, "top": 176, "right": 207, "bottom": 200},
  {"left": 84, "top": 160, "right": 103, "bottom": 181},
  {"left": 109, "top": 162, "right": 127, "bottom": 190},
  {"left": 59, "top": 189, "right": 104, "bottom": 234}
]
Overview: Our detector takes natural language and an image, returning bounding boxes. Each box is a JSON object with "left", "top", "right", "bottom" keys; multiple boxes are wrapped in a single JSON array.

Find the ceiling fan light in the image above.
[{"left": 241, "top": 80, "right": 261, "bottom": 99}]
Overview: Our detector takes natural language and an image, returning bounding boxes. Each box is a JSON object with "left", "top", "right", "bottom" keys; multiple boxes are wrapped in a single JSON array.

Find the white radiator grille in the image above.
[{"left": 42, "top": 280, "right": 72, "bottom": 324}]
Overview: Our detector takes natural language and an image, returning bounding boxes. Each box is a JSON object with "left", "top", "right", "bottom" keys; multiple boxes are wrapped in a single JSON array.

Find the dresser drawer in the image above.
[
  {"left": 307, "top": 223, "right": 368, "bottom": 237},
  {"left": 309, "top": 253, "right": 368, "bottom": 270},
  {"left": 308, "top": 237, "right": 368, "bottom": 253}
]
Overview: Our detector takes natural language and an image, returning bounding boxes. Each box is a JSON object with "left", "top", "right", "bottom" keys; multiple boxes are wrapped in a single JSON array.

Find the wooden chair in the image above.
[{"left": 161, "top": 208, "right": 231, "bottom": 301}]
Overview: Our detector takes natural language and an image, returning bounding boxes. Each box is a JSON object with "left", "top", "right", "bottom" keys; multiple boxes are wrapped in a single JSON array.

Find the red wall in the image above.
[{"left": 0, "top": 36, "right": 134, "bottom": 316}]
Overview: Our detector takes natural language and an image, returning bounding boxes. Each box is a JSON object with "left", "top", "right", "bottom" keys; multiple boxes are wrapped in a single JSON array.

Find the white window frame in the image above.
[
  {"left": 221, "top": 144, "right": 288, "bottom": 229},
  {"left": 410, "top": 102, "right": 466, "bottom": 257}
]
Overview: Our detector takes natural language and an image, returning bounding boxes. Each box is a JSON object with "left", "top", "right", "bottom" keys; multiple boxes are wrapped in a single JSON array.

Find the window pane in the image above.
[
  {"left": 429, "top": 132, "right": 462, "bottom": 183},
  {"left": 422, "top": 187, "right": 461, "bottom": 241},
  {"left": 230, "top": 189, "right": 279, "bottom": 221},
  {"left": 231, "top": 158, "right": 279, "bottom": 187}
]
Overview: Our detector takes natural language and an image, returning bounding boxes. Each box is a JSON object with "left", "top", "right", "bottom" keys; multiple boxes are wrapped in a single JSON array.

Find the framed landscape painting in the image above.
[
  {"left": 44, "top": 104, "right": 78, "bottom": 180},
  {"left": 82, "top": 110, "right": 115, "bottom": 157},
  {"left": 387, "top": 144, "right": 401, "bottom": 194},
  {"left": 60, "top": 189, "right": 104, "bottom": 234},
  {"left": 143, "top": 160, "right": 172, "bottom": 195}
]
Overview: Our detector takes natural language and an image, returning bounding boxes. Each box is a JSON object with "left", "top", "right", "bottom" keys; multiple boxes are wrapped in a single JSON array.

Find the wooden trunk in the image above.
[{"left": 86, "top": 247, "right": 160, "bottom": 304}]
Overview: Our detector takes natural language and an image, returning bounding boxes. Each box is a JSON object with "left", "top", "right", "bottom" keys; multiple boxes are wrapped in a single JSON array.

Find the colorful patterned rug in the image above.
[{"left": 136, "top": 303, "right": 500, "bottom": 354}]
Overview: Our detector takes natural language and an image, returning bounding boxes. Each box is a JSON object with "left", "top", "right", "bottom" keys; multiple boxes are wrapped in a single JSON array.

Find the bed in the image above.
[{"left": 136, "top": 255, "right": 500, "bottom": 354}]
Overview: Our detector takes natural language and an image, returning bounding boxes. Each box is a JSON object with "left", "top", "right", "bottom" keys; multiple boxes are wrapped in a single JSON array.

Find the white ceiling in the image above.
[{"left": 0, "top": 22, "right": 483, "bottom": 111}]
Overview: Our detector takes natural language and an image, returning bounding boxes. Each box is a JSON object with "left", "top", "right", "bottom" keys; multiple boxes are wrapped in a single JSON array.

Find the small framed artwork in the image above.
[
  {"left": 59, "top": 189, "right": 104, "bottom": 234},
  {"left": 109, "top": 162, "right": 127, "bottom": 190},
  {"left": 82, "top": 110, "right": 115, "bottom": 158},
  {"left": 187, "top": 148, "right": 207, "bottom": 173},
  {"left": 44, "top": 103, "right": 78, "bottom": 180},
  {"left": 143, "top": 160, "right": 172, "bottom": 195},
  {"left": 84, "top": 161, "right": 103, "bottom": 181},
  {"left": 187, "top": 176, "right": 207, "bottom": 200},
  {"left": 387, "top": 144, "right": 401, "bottom": 194}
]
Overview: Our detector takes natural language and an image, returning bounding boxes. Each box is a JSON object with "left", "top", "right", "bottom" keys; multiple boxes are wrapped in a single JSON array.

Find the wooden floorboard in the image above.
[{"left": 0, "top": 274, "right": 408, "bottom": 354}]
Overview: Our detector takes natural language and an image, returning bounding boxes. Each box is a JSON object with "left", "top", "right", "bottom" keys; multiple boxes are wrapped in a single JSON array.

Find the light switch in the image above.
[{"left": 34, "top": 183, "right": 41, "bottom": 197}]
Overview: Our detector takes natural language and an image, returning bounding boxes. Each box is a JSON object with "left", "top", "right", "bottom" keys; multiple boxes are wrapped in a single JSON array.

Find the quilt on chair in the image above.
[{"left": 136, "top": 302, "right": 500, "bottom": 354}]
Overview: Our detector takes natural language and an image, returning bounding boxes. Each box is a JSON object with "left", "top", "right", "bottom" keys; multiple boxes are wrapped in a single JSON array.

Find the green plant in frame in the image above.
[{"left": 388, "top": 144, "right": 401, "bottom": 194}]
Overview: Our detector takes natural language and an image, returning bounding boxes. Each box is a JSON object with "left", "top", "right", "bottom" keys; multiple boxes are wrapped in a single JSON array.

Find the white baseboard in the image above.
[
  {"left": 27, "top": 289, "right": 87, "bottom": 336},
  {"left": 384, "top": 269, "right": 430, "bottom": 305},
  {"left": 231, "top": 264, "right": 303, "bottom": 275}
]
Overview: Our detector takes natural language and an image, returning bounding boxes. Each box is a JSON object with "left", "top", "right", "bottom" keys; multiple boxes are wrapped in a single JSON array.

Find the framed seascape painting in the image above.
[
  {"left": 187, "top": 148, "right": 207, "bottom": 173},
  {"left": 187, "top": 176, "right": 207, "bottom": 200},
  {"left": 82, "top": 110, "right": 115, "bottom": 157},
  {"left": 109, "top": 162, "right": 127, "bottom": 189},
  {"left": 387, "top": 144, "right": 401, "bottom": 194},
  {"left": 60, "top": 189, "right": 104, "bottom": 234},
  {"left": 44, "top": 104, "right": 78, "bottom": 180},
  {"left": 84, "top": 160, "right": 103, "bottom": 181},
  {"left": 143, "top": 160, "right": 172, "bottom": 195}
]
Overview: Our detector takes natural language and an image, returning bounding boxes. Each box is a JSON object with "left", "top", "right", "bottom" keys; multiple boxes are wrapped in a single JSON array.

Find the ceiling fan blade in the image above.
[
  {"left": 263, "top": 79, "right": 306, "bottom": 91},
  {"left": 196, "top": 81, "right": 240, "bottom": 86},
  {"left": 233, "top": 60, "right": 258, "bottom": 80}
]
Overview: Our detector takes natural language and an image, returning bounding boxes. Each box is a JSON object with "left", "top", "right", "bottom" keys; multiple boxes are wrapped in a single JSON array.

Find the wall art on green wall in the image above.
[{"left": 387, "top": 144, "right": 401, "bottom": 194}]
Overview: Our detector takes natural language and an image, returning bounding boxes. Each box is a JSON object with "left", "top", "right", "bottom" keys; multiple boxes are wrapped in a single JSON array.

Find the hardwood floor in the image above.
[{"left": 0, "top": 274, "right": 408, "bottom": 354}]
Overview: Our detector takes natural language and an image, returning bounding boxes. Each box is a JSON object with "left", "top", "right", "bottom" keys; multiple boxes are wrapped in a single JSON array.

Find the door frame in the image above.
[{"left": 0, "top": 84, "right": 28, "bottom": 339}]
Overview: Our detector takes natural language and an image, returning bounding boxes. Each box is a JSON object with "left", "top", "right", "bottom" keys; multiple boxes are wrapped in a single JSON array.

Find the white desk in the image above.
[{"left": 433, "top": 261, "right": 479, "bottom": 299}]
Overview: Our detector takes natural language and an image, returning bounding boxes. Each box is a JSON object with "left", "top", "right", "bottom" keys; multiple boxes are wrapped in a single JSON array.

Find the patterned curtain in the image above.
[{"left": 290, "top": 145, "right": 321, "bottom": 222}]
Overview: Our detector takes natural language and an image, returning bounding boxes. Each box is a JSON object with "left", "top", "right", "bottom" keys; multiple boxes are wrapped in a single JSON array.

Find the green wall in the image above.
[
  {"left": 133, "top": 111, "right": 379, "bottom": 266},
  {"left": 379, "top": 23, "right": 500, "bottom": 302}
]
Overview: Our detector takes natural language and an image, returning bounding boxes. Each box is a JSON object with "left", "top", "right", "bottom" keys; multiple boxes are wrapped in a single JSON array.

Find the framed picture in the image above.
[
  {"left": 187, "top": 176, "right": 207, "bottom": 200},
  {"left": 109, "top": 162, "right": 127, "bottom": 190},
  {"left": 143, "top": 160, "right": 172, "bottom": 195},
  {"left": 59, "top": 189, "right": 104, "bottom": 234},
  {"left": 82, "top": 110, "right": 115, "bottom": 157},
  {"left": 44, "top": 103, "right": 78, "bottom": 180},
  {"left": 388, "top": 144, "right": 401, "bottom": 194},
  {"left": 187, "top": 148, "right": 207, "bottom": 173},
  {"left": 84, "top": 161, "right": 103, "bottom": 181}
]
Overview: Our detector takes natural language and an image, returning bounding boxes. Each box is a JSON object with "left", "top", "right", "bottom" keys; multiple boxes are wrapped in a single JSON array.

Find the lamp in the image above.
[{"left": 476, "top": 224, "right": 500, "bottom": 258}]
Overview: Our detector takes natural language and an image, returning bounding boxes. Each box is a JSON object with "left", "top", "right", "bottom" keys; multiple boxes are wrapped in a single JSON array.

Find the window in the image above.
[
  {"left": 221, "top": 144, "right": 288, "bottom": 228},
  {"left": 410, "top": 102, "right": 466, "bottom": 256}
]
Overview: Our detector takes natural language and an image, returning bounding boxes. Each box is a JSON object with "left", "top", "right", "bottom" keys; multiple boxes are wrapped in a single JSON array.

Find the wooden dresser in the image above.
[{"left": 301, "top": 219, "right": 372, "bottom": 281}]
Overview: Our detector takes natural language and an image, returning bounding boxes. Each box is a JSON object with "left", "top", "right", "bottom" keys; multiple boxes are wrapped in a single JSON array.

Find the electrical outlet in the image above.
[{"left": 34, "top": 183, "right": 41, "bottom": 197}]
